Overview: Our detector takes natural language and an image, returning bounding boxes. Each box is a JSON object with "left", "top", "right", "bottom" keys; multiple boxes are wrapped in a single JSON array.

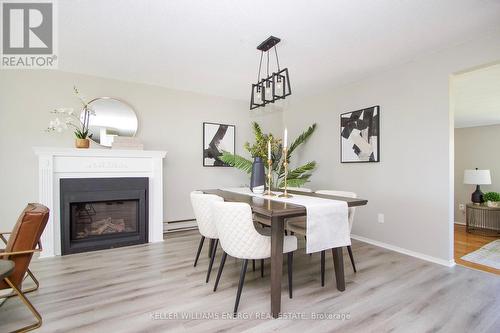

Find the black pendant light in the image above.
[{"left": 250, "top": 36, "right": 291, "bottom": 110}]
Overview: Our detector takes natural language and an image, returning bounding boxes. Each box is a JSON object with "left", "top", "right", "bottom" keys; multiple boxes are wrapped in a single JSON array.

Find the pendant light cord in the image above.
[
  {"left": 266, "top": 50, "right": 270, "bottom": 78},
  {"left": 257, "top": 51, "right": 263, "bottom": 83},
  {"left": 257, "top": 46, "right": 280, "bottom": 83},
  {"left": 274, "top": 45, "right": 281, "bottom": 72}
]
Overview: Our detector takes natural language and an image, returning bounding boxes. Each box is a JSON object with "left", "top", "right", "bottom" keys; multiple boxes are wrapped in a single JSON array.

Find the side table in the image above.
[{"left": 466, "top": 203, "right": 500, "bottom": 236}]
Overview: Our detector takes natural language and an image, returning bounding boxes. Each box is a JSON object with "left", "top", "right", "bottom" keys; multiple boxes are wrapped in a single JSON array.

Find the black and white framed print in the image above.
[
  {"left": 203, "top": 122, "right": 235, "bottom": 167},
  {"left": 340, "top": 106, "right": 380, "bottom": 163}
]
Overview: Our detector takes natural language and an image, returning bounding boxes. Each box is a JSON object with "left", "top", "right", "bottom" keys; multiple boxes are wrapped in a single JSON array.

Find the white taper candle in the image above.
[
  {"left": 283, "top": 128, "right": 288, "bottom": 148},
  {"left": 268, "top": 140, "right": 271, "bottom": 159}
]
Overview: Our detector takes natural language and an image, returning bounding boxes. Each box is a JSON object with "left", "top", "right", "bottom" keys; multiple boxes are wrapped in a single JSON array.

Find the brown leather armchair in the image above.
[{"left": 0, "top": 203, "right": 49, "bottom": 332}]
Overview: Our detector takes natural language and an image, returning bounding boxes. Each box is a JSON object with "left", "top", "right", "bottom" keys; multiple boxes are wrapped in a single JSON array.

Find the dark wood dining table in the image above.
[{"left": 202, "top": 188, "right": 368, "bottom": 318}]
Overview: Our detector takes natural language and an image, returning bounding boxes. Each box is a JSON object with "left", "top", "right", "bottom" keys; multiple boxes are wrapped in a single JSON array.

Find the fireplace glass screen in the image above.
[{"left": 70, "top": 200, "right": 139, "bottom": 241}]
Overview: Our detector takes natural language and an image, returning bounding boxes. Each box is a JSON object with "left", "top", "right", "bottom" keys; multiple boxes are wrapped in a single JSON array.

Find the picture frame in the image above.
[
  {"left": 340, "top": 105, "right": 380, "bottom": 163},
  {"left": 203, "top": 122, "right": 236, "bottom": 167}
]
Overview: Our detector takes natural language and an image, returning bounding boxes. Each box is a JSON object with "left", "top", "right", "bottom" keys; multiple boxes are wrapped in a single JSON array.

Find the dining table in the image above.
[{"left": 202, "top": 188, "right": 368, "bottom": 318}]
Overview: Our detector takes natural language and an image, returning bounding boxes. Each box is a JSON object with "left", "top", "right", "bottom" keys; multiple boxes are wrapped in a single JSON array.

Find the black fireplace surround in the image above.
[{"left": 60, "top": 177, "right": 148, "bottom": 255}]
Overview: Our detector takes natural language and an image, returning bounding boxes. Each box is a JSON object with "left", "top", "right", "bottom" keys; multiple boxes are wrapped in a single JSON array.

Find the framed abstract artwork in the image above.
[
  {"left": 340, "top": 106, "right": 380, "bottom": 163},
  {"left": 203, "top": 122, "right": 235, "bottom": 167}
]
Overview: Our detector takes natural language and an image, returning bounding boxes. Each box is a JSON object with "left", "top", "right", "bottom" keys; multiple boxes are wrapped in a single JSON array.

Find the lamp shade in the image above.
[{"left": 464, "top": 169, "right": 491, "bottom": 185}]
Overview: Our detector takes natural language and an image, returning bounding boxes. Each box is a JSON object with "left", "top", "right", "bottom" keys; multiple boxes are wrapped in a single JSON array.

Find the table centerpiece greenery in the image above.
[{"left": 219, "top": 121, "right": 317, "bottom": 188}]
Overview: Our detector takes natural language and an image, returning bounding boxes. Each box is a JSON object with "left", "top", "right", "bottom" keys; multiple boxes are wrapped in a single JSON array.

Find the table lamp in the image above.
[{"left": 463, "top": 168, "right": 491, "bottom": 204}]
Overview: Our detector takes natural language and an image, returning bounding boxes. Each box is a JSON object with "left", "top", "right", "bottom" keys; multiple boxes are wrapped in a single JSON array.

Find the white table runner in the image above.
[{"left": 222, "top": 187, "right": 350, "bottom": 253}]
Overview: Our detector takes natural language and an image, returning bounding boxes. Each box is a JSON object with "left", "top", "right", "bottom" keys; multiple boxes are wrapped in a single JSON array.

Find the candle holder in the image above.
[
  {"left": 279, "top": 147, "right": 293, "bottom": 198},
  {"left": 265, "top": 158, "right": 276, "bottom": 197}
]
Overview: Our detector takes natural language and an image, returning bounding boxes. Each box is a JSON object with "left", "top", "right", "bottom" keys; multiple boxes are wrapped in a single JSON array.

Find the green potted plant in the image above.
[
  {"left": 483, "top": 192, "right": 500, "bottom": 207},
  {"left": 46, "top": 86, "right": 94, "bottom": 148}
]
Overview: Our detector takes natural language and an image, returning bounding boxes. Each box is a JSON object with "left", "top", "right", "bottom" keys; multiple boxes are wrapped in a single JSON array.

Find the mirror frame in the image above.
[{"left": 83, "top": 97, "right": 138, "bottom": 147}]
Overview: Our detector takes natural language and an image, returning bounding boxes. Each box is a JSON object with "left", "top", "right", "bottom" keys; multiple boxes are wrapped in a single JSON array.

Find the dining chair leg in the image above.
[
  {"left": 347, "top": 246, "right": 357, "bottom": 273},
  {"left": 320, "top": 250, "right": 325, "bottom": 287},
  {"left": 287, "top": 252, "right": 293, "bottom": 299},
  {"left": 206, "top": 239, "right": 218, "bottom": 283},
  {"left": 234, "top": 259, "right": 248, "bottom": 315},
  {"left": 252, "top": 259, "right": 256, "bottom": 272},
  {"left": 213, "top": 251, "right": 227, "bottom": 292},
  {"left": 194, "top": 236, "right": 205, "bottom": 267},
  {"left": 208, "top": 238, "right": 214, "bottom": 258},
  {"left": 260, "top": 259, "right": 264, "bottom": 277}
]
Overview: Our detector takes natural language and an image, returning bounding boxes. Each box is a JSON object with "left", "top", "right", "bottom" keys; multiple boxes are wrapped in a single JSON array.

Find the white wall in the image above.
[
  {"left": 284, "top": 31, "right": 500, "bottom": 263},
  {"left": 0, "top": 71, "right": 283, "bottom": 230},
  {"left": 454, "top": 125, "right": 500, "bottom": 223}
]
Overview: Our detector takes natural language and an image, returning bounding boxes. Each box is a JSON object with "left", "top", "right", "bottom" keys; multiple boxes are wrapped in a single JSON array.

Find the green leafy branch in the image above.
[{"left": 219, "top": 122, "right": 317, "bottom": 188}]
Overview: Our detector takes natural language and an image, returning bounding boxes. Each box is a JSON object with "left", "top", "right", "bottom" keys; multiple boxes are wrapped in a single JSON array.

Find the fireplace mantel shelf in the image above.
[
  {"left": 34, "top": 147, "right": 166, "bottom": 158},
  {"left": 34, "top": 146, "right": 166, "bottom": 258}
]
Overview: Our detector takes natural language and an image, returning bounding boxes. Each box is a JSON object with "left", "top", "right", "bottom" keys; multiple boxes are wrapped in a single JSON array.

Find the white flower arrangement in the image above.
[{"left": 46, "top": 87, "right": 95, "bottom": 139}]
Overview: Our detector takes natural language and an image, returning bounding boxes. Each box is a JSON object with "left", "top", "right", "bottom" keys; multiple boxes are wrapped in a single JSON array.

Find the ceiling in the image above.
[
  {"left": 453, "top": 63, "right": 500, "bottom": 128},
  {"left": 58, "top": 0, "right": 500, "bottom": 101}
]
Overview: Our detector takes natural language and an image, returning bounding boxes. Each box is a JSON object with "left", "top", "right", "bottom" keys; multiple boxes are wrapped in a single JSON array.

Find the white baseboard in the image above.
[
  {"left": 454, "top": 221, "right": 466, "bottom": 226},
  {"left": 162, "top": 222, "right": 456, "bottom": 267},
  {"left": 350, "top": 234, "right": 456, "bottom": 268}
]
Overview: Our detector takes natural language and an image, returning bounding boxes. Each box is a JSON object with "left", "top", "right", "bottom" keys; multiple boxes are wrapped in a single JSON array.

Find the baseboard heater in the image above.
[{"left": 164, "top": 219, "right": 197, "bottom": 233}]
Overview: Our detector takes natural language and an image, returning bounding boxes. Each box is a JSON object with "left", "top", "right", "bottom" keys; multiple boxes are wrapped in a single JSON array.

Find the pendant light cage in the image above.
[{"left": 250, "top": 36, "right": 291, "bottom": 110}]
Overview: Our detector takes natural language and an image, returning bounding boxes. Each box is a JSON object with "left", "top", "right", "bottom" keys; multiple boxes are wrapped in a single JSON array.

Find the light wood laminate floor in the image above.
[
  {"left": 454, "top": 224, "right": 500, "bottom": 275},
  {"left": 1, "top": 230, "right": 499, "bottom": 333}
]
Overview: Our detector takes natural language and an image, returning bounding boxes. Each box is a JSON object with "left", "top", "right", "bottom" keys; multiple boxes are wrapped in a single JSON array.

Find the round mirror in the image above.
[{"left": 82, "top": 97, "right": 138, "bottom": 147}]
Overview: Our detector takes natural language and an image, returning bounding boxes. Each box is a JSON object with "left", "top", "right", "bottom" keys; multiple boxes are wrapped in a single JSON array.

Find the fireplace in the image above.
[{"left": 60, "top": 177, "right": 148, "bottom": 255}]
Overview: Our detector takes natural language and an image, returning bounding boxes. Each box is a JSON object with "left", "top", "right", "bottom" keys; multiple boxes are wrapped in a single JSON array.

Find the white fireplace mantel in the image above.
[{"left": 34, "top": 147, "right": 167, "bottom": 257}]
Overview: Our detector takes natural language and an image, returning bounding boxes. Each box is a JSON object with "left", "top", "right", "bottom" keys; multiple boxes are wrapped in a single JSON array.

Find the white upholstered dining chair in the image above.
[
  {"left": 286, "top": 190, "right": 358, "bottom": 288},
  {"left": 190, "top": 191, "right": 223, "bottom": 283},
  {"left": 212, "top": 201, "right": 298, "bottom": 314}
]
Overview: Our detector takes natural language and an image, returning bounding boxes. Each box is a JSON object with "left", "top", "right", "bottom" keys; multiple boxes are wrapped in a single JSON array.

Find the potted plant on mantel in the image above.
[
  {"left": 483, "top": 192, "right": 500, "bottom": 208},
  {"left": 46, "top": 86, "right": 94, "bottom": 148}
]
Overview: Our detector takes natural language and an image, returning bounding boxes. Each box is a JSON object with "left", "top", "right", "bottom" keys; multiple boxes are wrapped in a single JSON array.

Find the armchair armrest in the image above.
[{"left": 1, "top": 248, "right": 41, "bottom": 256}]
